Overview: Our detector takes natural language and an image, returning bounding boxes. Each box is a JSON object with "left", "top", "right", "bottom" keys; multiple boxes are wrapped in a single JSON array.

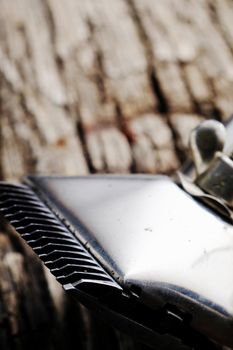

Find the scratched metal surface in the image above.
[{"left": 27, "top": 174, "right": 233, "bottom": 347}]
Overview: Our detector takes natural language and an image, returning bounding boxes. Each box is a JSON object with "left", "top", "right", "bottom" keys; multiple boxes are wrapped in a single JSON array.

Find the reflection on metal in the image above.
[
  {"left": 180, "top": 120, "right": 233, "bottom": 221},
  {"left": 178, "top": 172, "right": 233, "bottom": 221},
  {"left": 190, "top": 120, "right": 226, "bottom": 175},
  {"left": 197, "top": 153, "right": 233, "bottom": 208}
]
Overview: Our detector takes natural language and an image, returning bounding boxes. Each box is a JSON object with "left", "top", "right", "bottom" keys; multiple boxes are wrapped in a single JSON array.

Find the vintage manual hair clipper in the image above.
[{"left": 0, "top": 119, "right": 233, "bottom": 350}]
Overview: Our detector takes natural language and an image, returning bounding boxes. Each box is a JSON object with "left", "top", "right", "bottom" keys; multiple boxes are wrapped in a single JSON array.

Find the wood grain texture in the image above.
[{"left": 0, "top": 0, "right": 233, "bottom": 349}]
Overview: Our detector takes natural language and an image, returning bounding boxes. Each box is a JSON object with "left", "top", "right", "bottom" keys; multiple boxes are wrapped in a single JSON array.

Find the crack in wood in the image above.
[{"left": 126, "top": 0, "right": 165, "bottom": 113}]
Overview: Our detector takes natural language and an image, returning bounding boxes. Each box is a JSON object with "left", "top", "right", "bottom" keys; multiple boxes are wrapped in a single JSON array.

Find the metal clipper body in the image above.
[{"left": 0, "top": 119, "right": 233, "bottom": 349}]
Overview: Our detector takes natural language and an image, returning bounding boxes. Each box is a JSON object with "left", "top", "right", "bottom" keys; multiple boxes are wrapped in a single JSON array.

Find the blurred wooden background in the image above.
[{"left": 0, "top": 0, "right": 233, "bottom": 349}]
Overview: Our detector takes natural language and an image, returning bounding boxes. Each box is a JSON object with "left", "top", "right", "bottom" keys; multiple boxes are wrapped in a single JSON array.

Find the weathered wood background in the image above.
[{"left": 0, "top": 0, "right": 232, "bottom": 349}]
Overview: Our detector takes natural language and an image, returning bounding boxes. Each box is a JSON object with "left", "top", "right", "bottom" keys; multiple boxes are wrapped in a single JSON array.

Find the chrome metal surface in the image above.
[
  {"left": 197, "top": 153, "right": 233, "bottom": 208},
  {"left": 187, "top": 119, "right": 233, "bottom": 213},
  {"left": 181, "top": 115, "right": 233, "bottom": 177},
  {"left": 177, "top": 171, "right": 233, "bottom": 222},
  {"left": 190, "top": 120, "right": 226, "bottom": 175},
  {"left": 26, "top": 174, "right": 233, "bottom": 348}
]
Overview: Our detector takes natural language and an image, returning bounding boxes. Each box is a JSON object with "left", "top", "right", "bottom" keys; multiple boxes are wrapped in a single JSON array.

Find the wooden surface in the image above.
[{"left": 0, "top": 0, "right": 233, "bottom": 349}]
